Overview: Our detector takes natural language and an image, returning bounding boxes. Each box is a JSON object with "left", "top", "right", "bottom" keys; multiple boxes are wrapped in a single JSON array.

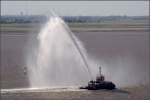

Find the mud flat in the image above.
[{"left": 1, "top": 23, "right": 149, "bottom": 33}]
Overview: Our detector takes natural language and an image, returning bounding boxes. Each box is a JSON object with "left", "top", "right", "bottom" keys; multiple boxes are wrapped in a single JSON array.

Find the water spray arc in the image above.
[
  {"left": 63, "top": 24, "right": 93, "bottom": 80},
  {"left": 50, "top": 12, "right": 93, "bottom": 80},
  {"left": 27, "top": 14, "right": 93, "bottom": 88}
]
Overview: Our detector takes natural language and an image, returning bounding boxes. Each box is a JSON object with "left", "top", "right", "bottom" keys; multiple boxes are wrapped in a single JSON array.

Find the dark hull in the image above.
[{"left": 80, "top": 81, "right": 116, "bottom": 90}]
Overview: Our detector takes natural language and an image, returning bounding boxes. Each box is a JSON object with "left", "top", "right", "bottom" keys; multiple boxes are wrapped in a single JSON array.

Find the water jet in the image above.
[{"left": 26, "top": 14, "right": 93, "bottom": 88}]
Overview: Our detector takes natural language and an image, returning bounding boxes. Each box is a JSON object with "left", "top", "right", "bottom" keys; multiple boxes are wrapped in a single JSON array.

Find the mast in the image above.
[{"left": 99, "top": 66, "right": 102, "bottom": 76}]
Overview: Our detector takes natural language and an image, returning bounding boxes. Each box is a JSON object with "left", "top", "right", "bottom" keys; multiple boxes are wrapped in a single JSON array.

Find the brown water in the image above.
[{"left": 1, "top": 30, "right": 149, "bottom": 89}]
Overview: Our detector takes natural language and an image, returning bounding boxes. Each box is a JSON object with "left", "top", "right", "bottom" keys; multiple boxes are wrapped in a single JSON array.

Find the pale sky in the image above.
[{"left": 1, "top": 1, "right": 149, "bottom": 16}]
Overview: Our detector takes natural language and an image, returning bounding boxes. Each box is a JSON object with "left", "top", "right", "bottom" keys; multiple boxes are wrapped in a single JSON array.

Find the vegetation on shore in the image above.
[{"left": 0, "top": 15, "right": 149, "bottom": 32}]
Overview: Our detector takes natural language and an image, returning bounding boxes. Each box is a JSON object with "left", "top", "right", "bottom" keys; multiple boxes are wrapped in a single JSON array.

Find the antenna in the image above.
[{"left": 99, "top": 66, "right": 102, "bottom": 76}]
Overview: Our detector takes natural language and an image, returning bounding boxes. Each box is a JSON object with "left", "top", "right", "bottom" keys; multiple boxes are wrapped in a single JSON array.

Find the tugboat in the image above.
[{"left": 80, "top": 67, "right": 116, "bottom": 90}]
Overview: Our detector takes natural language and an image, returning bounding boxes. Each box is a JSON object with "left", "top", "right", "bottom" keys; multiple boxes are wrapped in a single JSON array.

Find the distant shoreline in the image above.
[
  {"left": 1, "top": 28, "right": 149, "bottom": 33},
  {"left": 72, "top": 28, "right": 149, "bottom": 32},
  {"left": 1, "top": 23, "right": 149, "bottom": 33}
]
